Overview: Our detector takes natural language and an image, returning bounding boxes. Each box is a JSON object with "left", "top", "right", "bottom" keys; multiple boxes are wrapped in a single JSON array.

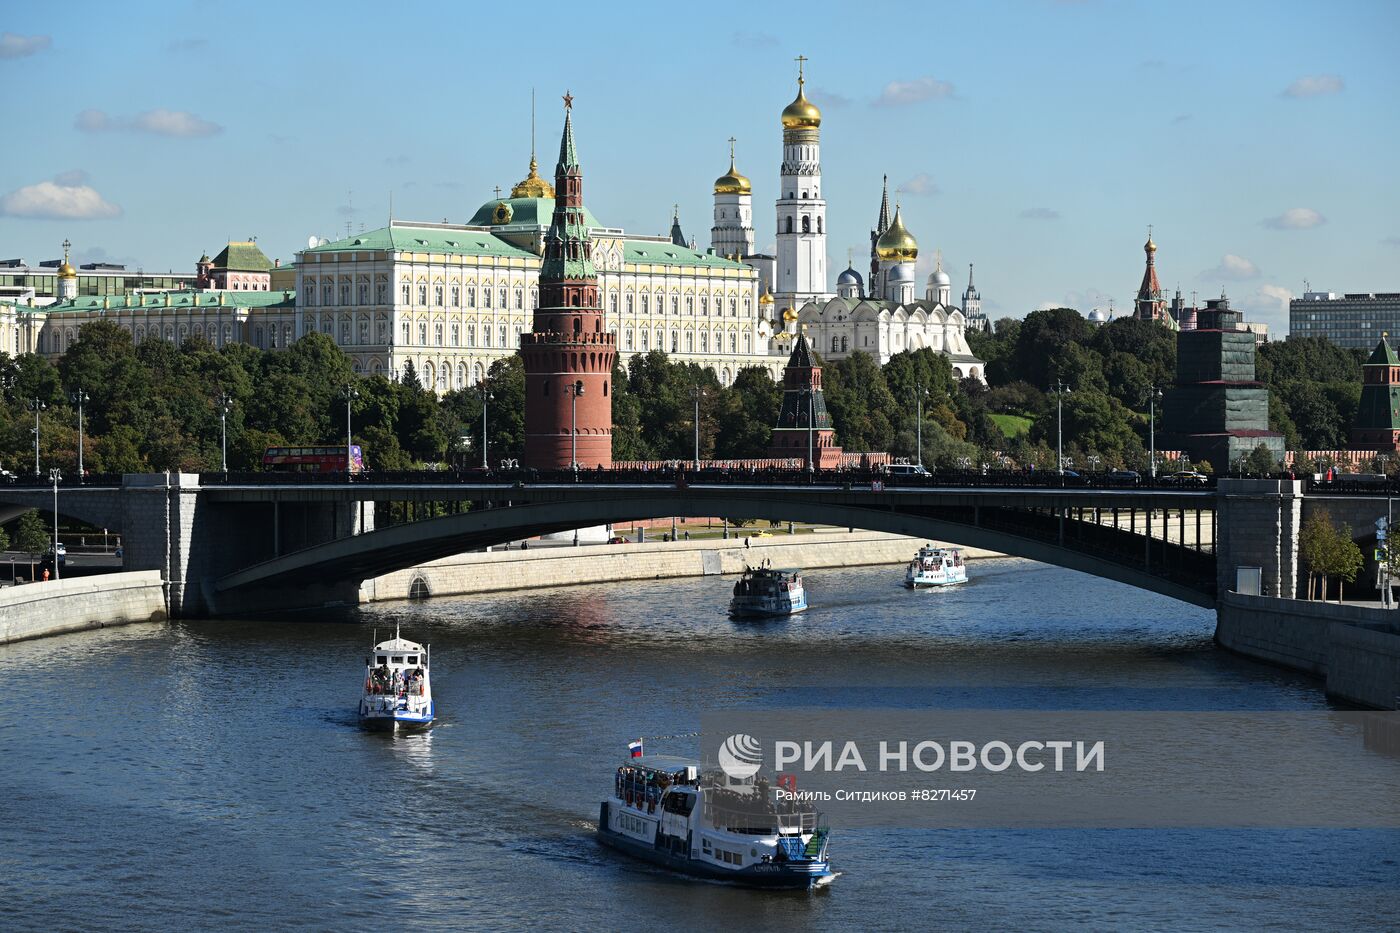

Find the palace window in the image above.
[
  {"left": 514, "top": 288, "right": 523, "bottom": 309},
  {"left": 432, "top": 285, "right": 442, "bottom": 306},
  {"left": 451, "top": 323, "right": 460, "bottom": 345},
  {"left": 642, "top": 295, "right": 649, "bottom": 314},
  {"left": 610, "top": 292, "right": 618, "bottom": 313},
  {"left": 358, "top": 318, "right": 369, "bottom": 344},
  {"left": 434, "top": 323, "right": 444, "bottom": 345},
  {"left": 686, "top": 331, "right": 693, "bottom": 352},
  {"left": 498, "top": 287, "right": 507, "bottom": 308},
  {"left": 377, "top": 283, "right": 388, "bottom": 304},
  {"left": 483, "top": 288, "right": 491, "bottom": 308},
  {"left": 323, "top": 284, "right": 334, "bottom": 305},
  {"left": 626, "top": 294, "right": 634, "bottom": 314},
  {"left": 730, "top": 333, "right": 736, "bottom": 353},
  {"left": 625, "top": 327, "right": 634, "bottom": 350},
  {"left": 358, "top": 283, "right": 368, "bottom": 305},
  {"left": 670, "top": 330, "right": 678, "bottom": 353},
  {"left": 640, "top": 329, "right": 649, "bottom": 351},
  {"left": 401, "top": 322, "right": 410, "bottom": 344},
  {"left": 466, "top": 324, "right": 476, "bottom": 347},
  {"left": 499, "top": 324, "right": 507, "bottom": 347},
  {"left": 418, "top": 322, "right": 427, "bottom": 345},
  {"left": 729, "top": 298, "right": 736, "bottom": 316},
  {"left": 401, "top": 284, "right": 410, "bottom": 305},
  {"left": 483, "top": 325, "right": 492, "bottom": 347},
  {"left": 700, "top": 331, "right": 708, "bottom": 352},
  {"left": 671, "top": 295, "right": 678, "bottom": 315},
  {"left": 418, "top": 285, "right": 427, "bottom": 306},
  {"left": 701, "top": 297, "right": 709, "bottom": 316},
  {"left": 468, "top": 287, "right": 477, "bottom": 308}
]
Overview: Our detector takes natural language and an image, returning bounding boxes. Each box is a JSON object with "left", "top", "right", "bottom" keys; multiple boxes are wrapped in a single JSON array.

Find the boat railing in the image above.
[{"left": 364, "top": 679, "right": 427, "bottom": 697}]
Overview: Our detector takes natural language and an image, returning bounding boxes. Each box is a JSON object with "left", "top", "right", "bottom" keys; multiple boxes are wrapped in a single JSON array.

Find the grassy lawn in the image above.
[{"left": 989, "top": 413, "right": 1034, "bottom": 439}]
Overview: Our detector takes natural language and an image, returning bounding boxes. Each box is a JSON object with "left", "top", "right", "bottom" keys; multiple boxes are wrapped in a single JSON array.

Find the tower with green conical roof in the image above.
[
  {"left": 1351, "top": 335, "right": 1400, "bottom": 452},
  {"left": 521, "top": 94, "right": 616, "bottom": 469}
]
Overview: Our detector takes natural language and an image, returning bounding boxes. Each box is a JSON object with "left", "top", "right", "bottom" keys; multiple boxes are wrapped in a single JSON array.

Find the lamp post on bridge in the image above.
[
  {"left": 690, "top": 384, "right": 704, "bottom": 471},
  {"left": 479, "top": 383, "right": 489, "bottom": 470},
  {"left": 1144, "top": 384, "right": 1163, "bottom": 479},
  {"left": 28, "top": 397, "right": 46, "bottom": 478},
  {"left": 1052, "top": 380, "right": 1071, "bottom": 481},
  {"left": 566, "top": 380, "right": 584, "bottom": 477},
  {"left": 49, "top": 467, "right": 61, "bottom": 580},
  {"left": 912, "top": 382, "right": 927, "bottom": 469},
  {"left": 218, "top": 391, "right": 233, "bottom": 474},
  {"left": 70, "top": 389, "right": 88, "bottom": 484},
  {"left": 341, "top": 383, "right": 359, "bottom": 479}
]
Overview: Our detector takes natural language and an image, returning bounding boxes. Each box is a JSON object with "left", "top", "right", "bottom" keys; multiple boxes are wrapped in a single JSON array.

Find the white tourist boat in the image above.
[
  {"left": 597, "top": 751, "right": 835, "bottom": 889},
  {"left": 731, "top": 563, "right": 807, "bottom": 617},
  {"left": 359, "top": 627, "right": 435, "bottom": 731},
  {"left": 904, "top": 544, "right": 968, "bottom": 588}
]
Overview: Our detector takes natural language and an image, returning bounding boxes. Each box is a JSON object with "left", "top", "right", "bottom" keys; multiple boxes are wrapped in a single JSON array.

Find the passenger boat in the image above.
[
  {"left": 358, "top": 627, "right": 435, "bottom": 731},
  {"left": 730, "top": 563, "right": 807, "bottom": 617},
  {"left": 597, "top": 753, "right": 835, "bottom": 889},
  {"left": 904, "top": 544, "right": 968, "bottom": 588}
]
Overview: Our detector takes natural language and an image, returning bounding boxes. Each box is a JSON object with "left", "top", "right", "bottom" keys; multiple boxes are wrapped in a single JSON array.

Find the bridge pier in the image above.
[{"left": 1214, "top": 479, "right": 1303, "bottom": 599}]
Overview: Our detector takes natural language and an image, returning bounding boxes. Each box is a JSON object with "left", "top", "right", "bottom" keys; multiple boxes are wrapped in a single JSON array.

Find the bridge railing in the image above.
[
  {"left": 194, "top": 467, "right": 1224, "bottom": 491},
  {"left": 1, "top": 472, "right": 124, "bottom": 488}
]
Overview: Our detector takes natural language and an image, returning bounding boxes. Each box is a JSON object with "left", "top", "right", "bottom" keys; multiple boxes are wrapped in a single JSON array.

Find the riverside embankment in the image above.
[
  {"left": 360, "top": 530, "right": 984, "bottom": 603},
  {"left": 0, "top": 570, "right": 167, "bottom": 644}
]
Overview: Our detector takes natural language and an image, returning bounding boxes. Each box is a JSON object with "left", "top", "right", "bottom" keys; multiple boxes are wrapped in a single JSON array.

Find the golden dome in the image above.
[
  {"left": 714, "top": 154, "right": 752, "bottom": 195},
  {"left": 781, "top": 79, "right": 822, "bottom": 130},
  {"left": 759, "top": 288, "right": 774, "bottom": 305},
  {"left": 875, "top": 205, "right": 918, "bottom": 262},
  {"left": 782, "top": 306, "right": 799, "bottom": 323},
  {"left": 57, "top": 260, "right": 77, "bottom": 278},
  {"left": 510, "top": 156, "right": 555, "bottom": 199},
  {"left": 1145, "top": 236, "right": 1157, "bottom": 253}
]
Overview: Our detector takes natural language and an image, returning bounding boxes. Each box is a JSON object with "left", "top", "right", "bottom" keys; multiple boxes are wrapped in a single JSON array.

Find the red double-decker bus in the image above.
[{"left": 262, "top": 445, "right": 364, "bottom": 473}]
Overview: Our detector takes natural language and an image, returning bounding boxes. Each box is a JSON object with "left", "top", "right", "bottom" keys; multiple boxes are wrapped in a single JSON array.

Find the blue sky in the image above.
[{"left": 2, "top": 0, "right": 1397, "bottom": 333}]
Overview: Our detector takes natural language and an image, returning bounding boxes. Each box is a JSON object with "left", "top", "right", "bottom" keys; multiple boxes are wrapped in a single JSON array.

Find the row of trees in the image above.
[
  {"left": 0, "top": 311, "right": 1376, "bottom": 481},
  {"left": 1299, "top": 508, "right": 1364, "bottom": 601}
]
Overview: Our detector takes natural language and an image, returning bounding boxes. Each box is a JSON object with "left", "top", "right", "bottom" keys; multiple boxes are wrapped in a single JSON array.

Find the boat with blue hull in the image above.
[
  {"left": 358, "top": 628, "right": 435, "bottom": 732},
  {"left": 730, "top": 563, "right": 807, "bottom": 617},
  {"left": 597, "top": 754, "right": 835, "bottom": 890},
  {"left": 904, "top": 544, "right": 968, "bottom": 589}
]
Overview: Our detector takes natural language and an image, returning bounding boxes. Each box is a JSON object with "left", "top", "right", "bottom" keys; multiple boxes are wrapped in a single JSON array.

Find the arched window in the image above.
[
  {"left": 456, "top": 362, "right": 466, "bottom": 388},
  {"left": 358, "top": 283, "right": 368, "bottom": 304},
  {"left": 817, "top": 217, "right": 823, "bottom": 234},
  {"left": 514, "top": 288, "right": 523, "bottom": 309},
  {"left": 304, "top": 282, "right": 316, "bottom": 307},
  {"left": 701, "top": 297, "right": 708, "bottom": 316},
  {"left": 670, "top": 329, "right": 678, "bottom": 353},
  {"left": 730, "top": 333, "right": 737, "bottom": 353},
  {"left": 434, "top": 323, "right": 444, "bottom": 345},
  {"left": 400, "top": 284, "right": 410, "bottom": 305},
  {"left": 483, "top": 287, "right": 492, "bottom": 308},
  {"left": 642, "top": 295, "right": 649, "bottom": 314},
  {"left": 483, "top": 325, "right": 492, "bottom": 347},
  {"left": 700, "top": 331, "right": 708, "bottom": 353},
  {"left": 323, "top": 284, "right": 334, "bottom": 305},
  {"left": 468, "top": 287, "right": 477, "bottom": 308},
  {"left": 626, "top": 293, "right": 634, "bottom": 314},
  {"left": 401, "top": 321, "right": 410, "bottom": 344},
  {"left": 784, "top": 216, "right": 793, "bottom": 234},
  {"left": 832, "top": 336, "right": 839, "bottom": 353},
  {"left": 729, "top": 298, "right": 736, "bottom": 316},
  {"left": 802, "top": 215, "right": 811, "bottom": 233},
  {"left": 841, "top": 335, "right": 849, "bottom": 352},
  {"left": 498, "top": 287, "right": 507, "bottom": 308},
  {"left": 451, "top": 323, "right": 460, "bottom": 345},
  {"left": 358, "top": 317, "right": 369, "bottom": 344},
  {"left": 609, "top": 292, "right": 617, "bottom": 313},
  {"left": 625, "top": 327, "right": 634, "bottom": 350},
  {"left": 686, "top": 331, "right": 693, "bottom": 352},
  {"left": 451, "top": 285, "right": 460, "bottom": 307},
  {"left": 418, "top": 322, "right": 427, "bottom": 345},
  {"left": 498, "top": 324, "right": 507, "bottom": 347},
  {"left": 640, "top": 329, "right": 649, "bottom": 351},
  {"left": 417, "top": 284, "right": 427, "bottom": 306},
  {"left": 438, "top": 364, "right": 448, "bottom": 391}
]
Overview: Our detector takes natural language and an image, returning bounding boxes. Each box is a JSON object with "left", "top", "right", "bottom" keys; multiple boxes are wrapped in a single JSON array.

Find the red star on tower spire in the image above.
[{"left": 562, "top": 90, "right": 573, "bottom": 110}]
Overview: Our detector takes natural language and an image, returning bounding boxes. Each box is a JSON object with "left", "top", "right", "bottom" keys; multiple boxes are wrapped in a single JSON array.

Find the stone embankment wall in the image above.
[
  {"left": 0, "top": 571, "right": 166, "bottom": 645},
  {"left": 1216, "top": 590, "right": 1400, "bottom": 709},
  {"left": 361, "top": 531, "right": 998, "bottom": 603}
]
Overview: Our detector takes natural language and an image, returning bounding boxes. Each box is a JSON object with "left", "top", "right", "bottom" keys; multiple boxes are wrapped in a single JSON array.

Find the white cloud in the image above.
[
  {"left": 1020, "top": 207, "right": 1060, "bottom": 220},
  {"left": 808, "top": 87, "right": 851, "bottom": 109},
  {"left": 0, "top": 174, "right": 121, "bottom": 220},
  {"left": 1200, "top": 254, "right": 1260, "bottom": 282},
  {"left": 874, "top": 77, "right": 955, "bottom": 107},
  {"left": 896, "top": 173, "right": 939, "bottom": 197},
  {"left": 1263, "top": 207, "right": 1326, "bottom": 230},
  {"left": 0, "top": 33, "right": 51, "bottom": 59},
  {"left": 730, "top": 31, "right": 777, "bottom": 48},
  {"left": 1282, "top": 74, "right": 1344, "bottom": 98},
  {"left": 76, "top": 107, "right": 222, "bottom": 138},
  {"left": 1235, "top": 284, "right": 1295, "bottom": 333}
]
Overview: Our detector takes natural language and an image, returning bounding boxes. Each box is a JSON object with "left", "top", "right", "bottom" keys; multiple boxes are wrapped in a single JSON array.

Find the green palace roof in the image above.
[
  {"left": 465, "top": 197, "right": 605, "bottom": 230},
  {"left": 305, "top": 224, "right": 538, "bottom": 259},
  {"left": 25, "top": 289, "right": 295, "bottom": 315},
  {"left": 1366, "top": 337, "right": 1400, "bottom": 366},
  {"left": 622, "top": 240, "right": 746, "bottom": 270},
  {"left": 212, "top": 241, "right": 273, "bottom": 273}
]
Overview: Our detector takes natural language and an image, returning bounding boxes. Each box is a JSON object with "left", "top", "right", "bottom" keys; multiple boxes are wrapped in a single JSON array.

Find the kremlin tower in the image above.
[
  {"left": 711, "top": 138, "right": 754, "bottom": 258},
  {"left": 1133, "top": 228, "right": 1173, "bottom": 326},
  {"left": 773, "top": 56, "right": 830, "bottom": 314},
  {"left": 521, "top": 95, "right": 617, "bottom": 469},
  {"left": 767, "top": 332, "right": 842, "bottom": 469}
]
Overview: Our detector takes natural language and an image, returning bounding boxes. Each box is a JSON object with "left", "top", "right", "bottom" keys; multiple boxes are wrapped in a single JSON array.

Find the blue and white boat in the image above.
[
  {"left": 904, "top": 544, "right": 968, "bottom": 589},
  {"left": 730, "top": 564, "right": 807, "bottom": 617},
  {"left": 597, "top": 753, "right": 836, "bottom": 889},
  {"left": 358, "top": 627, "right": 435, "bottom": 731}
]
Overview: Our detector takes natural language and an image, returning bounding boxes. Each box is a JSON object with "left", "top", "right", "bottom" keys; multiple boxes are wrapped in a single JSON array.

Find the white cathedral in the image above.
[{"left": 710, "top": 60, "right": 988, "bottom": 382}]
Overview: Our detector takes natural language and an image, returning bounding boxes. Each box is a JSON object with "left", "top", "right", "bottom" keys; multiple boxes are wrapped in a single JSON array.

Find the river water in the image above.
[{"left": 2, "top": 558, "right": 1397, "bottom": 931}]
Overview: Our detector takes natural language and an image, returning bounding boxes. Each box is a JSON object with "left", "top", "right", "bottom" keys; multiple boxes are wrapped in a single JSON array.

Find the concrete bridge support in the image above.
[
  {"left": 1214, "top": 479, "right": 1302, "bottom": 599},
  {"left": 118, "top": 474, "right": 372, "bottom": 617}
]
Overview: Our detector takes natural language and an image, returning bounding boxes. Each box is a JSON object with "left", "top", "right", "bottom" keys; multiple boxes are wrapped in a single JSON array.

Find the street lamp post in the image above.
[
  {"left": 913, "top": 382, "right": 925, "bottom": 468},
  {"left": 218, "top": 392, "right": 233, "bottom": 473},
  {"left": 690, "top": 384, "right": 704, "bottom": 471},
  {"left": 479, "top": 383, "right": 489, "bottom": 470},
  {"left": 70, "top": 389, "right": 88, "bottom": 483},
  {"left": 566, "top": 380, "right": 584, "bottom": 475},
  {"left": 341, "top": 384, "right": 359, "bottom": 477},
  {"left": 1053, "top": 380, "right": 1071, "bottom": 479},
  {"left": 49, "top": 467, "right": 61, "bottom": 580},
  {"left": 1146, "top": 384, "right": 1163, "bottom": 479},
  {"left": 28, "top": 398, "right": 46, "bottom": 478}
]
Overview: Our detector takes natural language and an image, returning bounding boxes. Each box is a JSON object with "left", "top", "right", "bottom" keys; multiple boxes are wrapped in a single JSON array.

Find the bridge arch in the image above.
[{"left": 214, "top": 489, "right": 1215, "bottom": 611}]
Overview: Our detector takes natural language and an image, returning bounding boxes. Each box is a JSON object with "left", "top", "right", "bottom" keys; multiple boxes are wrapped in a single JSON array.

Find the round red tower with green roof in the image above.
[{"left": 521, "top": 96, "right": 617, "bottom": 469}]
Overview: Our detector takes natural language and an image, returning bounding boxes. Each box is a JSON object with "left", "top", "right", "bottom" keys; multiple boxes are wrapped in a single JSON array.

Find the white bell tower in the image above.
[{"left": 775, "top": 56, "right": 829, "bottom": 311}]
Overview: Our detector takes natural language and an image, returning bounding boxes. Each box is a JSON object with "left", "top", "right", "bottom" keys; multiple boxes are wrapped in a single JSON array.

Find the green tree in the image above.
[
  {"left": 715, "top": 366, "right": 782, "bottom": 459},
  {"left": 14, "top": 510, "right": 48, "bottom": 580},
  {"left": 1244, "top": 442, "right": 1279, "bottom": 475}
]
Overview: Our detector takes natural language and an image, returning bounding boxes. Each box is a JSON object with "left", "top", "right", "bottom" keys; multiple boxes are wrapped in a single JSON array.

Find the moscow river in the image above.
[{"left": 3, "top": 557, "right": 1397, "bottom": 931}]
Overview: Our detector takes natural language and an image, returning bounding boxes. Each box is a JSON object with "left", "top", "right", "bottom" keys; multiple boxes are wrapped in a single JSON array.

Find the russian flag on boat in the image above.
[{"left": 629, "top": 738, "right": 644, "bottom": 758}]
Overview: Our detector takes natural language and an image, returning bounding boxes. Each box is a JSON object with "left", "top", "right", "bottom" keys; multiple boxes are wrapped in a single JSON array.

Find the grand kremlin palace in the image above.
[{"left": 3, "top": 159, "right": 768, "bottom": 391}]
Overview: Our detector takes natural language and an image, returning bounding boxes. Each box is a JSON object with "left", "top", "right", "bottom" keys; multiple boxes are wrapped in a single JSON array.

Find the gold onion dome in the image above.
[
  {"left": 57, "top": 260, "right": 77, "bottom": 278},
  {"left": 875, "top": 206, "right": 918, "bottom": 262},
  {"left": 782, "top": 306, "right": 799, "bottom": 323},
  {"left": 781, "top": 80, "right": 822, "bottom": 129},
  {"left": 714, "top": 155, "right": 752, "bottom": 195},
  {"left": 759, "top": 288, "right": 774, "bottom": 306},
  {"left": 1145, "top": 236, "right": 1157, "bottom": 253},
  {"left": 510, "top": 156, "right": 555, "bottom": 199}
]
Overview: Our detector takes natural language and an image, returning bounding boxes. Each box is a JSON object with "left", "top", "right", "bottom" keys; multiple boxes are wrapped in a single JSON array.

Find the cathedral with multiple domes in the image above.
[{"left": 710, "top": 60, "right": 987, "bottom": 382}]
